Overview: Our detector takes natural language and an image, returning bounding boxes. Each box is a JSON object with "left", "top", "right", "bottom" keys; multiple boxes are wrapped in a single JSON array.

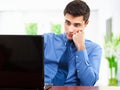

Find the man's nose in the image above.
[{"left": 69, "top": 25, "right": 75, "bottom": 32}]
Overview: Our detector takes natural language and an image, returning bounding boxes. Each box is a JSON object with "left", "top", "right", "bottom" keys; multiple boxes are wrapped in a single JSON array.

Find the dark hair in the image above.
[{"left": 64, "top": 0, "right": 90, "bottom": 22}]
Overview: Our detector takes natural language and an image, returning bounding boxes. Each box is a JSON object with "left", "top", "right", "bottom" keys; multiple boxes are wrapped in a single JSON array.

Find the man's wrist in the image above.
[{"left": 77, "top": 44, "right": 85, "bottom": 51}]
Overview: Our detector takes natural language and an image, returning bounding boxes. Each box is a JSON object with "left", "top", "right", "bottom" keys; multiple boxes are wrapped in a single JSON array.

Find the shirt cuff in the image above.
[{"left": 75, "top": 50, "right": 90, "bottom": 68}]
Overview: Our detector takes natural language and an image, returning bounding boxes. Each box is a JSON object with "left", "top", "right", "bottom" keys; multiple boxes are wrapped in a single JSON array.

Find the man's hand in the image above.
[{"left": 72, "top": 30, "right": 85, "bottom": 51}]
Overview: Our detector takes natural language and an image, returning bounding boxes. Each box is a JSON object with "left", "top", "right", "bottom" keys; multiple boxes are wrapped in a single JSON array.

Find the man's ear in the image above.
[{"left": 85, "top": 20, "right": 89, "bottom": 26}]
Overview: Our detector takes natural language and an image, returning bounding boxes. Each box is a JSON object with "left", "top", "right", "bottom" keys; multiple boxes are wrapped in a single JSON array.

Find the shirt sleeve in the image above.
[
  {"left": 43, "top": 33, "right": 53, "bottom": 49},
  {"left": 75, "top": 44, "right": 102, "bottom": 86}
]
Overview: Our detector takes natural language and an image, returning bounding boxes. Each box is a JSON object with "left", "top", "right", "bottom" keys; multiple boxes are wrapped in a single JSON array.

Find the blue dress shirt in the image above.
[{"left": 44, "top": 33, "right": 102, "bottom": 86}]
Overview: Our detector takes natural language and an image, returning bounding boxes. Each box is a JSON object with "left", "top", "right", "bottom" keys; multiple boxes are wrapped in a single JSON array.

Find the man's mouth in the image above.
[{"left": 67, "top": 33, "right": 73, "bottom": 39}]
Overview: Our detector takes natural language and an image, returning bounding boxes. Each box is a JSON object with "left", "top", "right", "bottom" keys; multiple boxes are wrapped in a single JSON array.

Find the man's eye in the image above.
[
  {"left": 65, "top": 21, "right": 71, "bottom": 25},
  {"left": 74, "top": 24, "right": 81, "bottom": 27}
]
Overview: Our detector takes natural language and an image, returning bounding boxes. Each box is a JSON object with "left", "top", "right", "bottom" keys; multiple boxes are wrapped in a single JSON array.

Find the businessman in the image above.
[{"left": 44, "top": 0, "right": 102, "bottom": 86}]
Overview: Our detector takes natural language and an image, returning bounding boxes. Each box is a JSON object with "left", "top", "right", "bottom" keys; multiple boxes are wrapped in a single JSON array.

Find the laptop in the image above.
[{"left": 0, "top": 35, "right": 44, "bottom": 89}]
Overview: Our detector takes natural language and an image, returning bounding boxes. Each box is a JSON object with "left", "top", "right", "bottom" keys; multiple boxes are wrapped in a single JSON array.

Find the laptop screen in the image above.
[{"left": 0, "top": 35, "right": 43, "bottom": 89}]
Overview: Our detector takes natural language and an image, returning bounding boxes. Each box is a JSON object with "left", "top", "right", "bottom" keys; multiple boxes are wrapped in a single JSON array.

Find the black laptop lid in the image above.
[{"left": 0, "top": 35, "right": 44, "bottom": 89}]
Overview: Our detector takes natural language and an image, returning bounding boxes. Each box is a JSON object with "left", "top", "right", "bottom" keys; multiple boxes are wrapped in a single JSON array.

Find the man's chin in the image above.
[
  {"left": 67, "top": 36, "right": 73, "bottom": 40},
  {"left": 66, "top": 34, "right": 73, "bottom": 40}
]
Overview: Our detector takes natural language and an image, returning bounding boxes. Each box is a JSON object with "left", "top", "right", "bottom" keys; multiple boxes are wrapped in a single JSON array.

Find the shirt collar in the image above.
[
  {"left": 62, "top": 33, "right": 75, "bottom": 48},
  {"left": 62, "top": 33, "right": 68, "bottom": 45}
]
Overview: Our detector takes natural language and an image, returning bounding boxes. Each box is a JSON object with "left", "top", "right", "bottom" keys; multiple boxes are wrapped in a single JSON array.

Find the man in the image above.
[{"left": 44, "top": 0, "right": 102, "bottom": 86}]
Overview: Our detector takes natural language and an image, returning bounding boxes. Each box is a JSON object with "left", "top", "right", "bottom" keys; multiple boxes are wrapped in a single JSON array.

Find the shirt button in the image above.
[
  {"left": 76, "top": 56, "right": 78, "bottom": 58},
  {"left": 65, "top": 43, "right": 66, "bottom": 45}
]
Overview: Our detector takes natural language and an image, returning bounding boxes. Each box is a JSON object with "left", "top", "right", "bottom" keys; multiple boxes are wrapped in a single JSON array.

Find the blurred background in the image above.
[{"left": 0, "top": 0, "right": 120, "bottom": 86}]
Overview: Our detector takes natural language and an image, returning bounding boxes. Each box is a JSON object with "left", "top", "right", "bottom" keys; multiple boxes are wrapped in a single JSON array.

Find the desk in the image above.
[{"left": 48, "top": 86, "right": 120, "bottom": 90}]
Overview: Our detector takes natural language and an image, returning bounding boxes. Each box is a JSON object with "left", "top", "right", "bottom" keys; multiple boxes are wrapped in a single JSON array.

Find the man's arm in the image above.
[
  {"left": 72, "top": 30, "right": 102, "bottom": 85},
  {"left": 75, "top": 45, "right": 102, "bottom": 86}
]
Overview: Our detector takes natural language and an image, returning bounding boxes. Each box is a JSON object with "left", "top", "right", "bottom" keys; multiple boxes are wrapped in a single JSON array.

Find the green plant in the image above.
[
  {"left": 51, "top": 24, "right": 61, "bottom": 34},
  {"left": 104, "top": 33, "right": 120, "bottom": 86},
  {"left": 25, "top": 23, "right": 38, "bottom": 35}
]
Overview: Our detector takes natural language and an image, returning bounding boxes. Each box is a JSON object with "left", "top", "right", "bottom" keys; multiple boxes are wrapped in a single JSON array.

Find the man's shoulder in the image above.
[
  {"left": 44, "top": 33, "right": 55, "bottom": 38},
  {"left": 85, "top": 39, "right": 101, "bottom": 49},
  {"left": 44, "top": 33, "right": 64, "bottom": 40}
]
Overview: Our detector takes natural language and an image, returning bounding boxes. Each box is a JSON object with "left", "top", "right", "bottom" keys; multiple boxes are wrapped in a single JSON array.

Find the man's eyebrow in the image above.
[
  {"left": 65, "top": 19, "right": 70, "bottom": 22},
  {"left": 74, "top": 22, "right": 80, "bottom": 24},
  {"left": 73, "top": 23, "right": 81, "bottom": 25}
]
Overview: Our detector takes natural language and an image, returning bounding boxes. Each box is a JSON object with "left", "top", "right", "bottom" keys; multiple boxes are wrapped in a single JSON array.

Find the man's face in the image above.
[{"left": 64, "top": 13, "right": 88, "bottom": 40}]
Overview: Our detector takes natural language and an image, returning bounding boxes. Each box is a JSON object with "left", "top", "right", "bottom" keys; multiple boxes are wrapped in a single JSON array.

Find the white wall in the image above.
[
  {"left": 95, "top": 0, "right": 120, "bottom": 86},
  {"left": 0, "top": 0, "right": 71, "bottom": 11}
]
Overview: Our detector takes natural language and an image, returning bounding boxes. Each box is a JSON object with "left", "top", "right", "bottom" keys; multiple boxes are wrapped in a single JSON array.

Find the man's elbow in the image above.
[{"left": 80, "top": 72, "right": 99, "bottom": 86}]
